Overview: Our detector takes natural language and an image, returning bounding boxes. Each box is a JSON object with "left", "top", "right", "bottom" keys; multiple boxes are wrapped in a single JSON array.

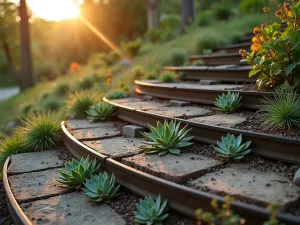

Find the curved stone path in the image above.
[{"left": 0, "top": 87, "right": 19, "bottom": 101}]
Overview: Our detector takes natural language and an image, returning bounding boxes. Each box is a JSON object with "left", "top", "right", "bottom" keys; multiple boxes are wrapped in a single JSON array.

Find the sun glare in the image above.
[{"left": 26, "top": 0, "right": 80, "bottom": 21}]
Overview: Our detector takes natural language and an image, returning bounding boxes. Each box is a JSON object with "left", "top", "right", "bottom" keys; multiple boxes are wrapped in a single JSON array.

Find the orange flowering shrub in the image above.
[
  {"left": 240, "top": 0, "right": 300, "bottom": 91},
  {"left": 70, "top": 63, "right": 80, "bottom": 72}
]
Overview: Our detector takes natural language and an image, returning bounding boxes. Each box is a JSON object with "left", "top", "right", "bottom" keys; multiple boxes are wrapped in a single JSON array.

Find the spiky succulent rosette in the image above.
[
  {"left": 215, "top": 92, "right": 242, "bottom": 113},
  {"left": 141, "top": 120, "right": 193, "bottom": 156},
  {"left": 86, "top": 103, "right": 115, "bottom": 122}
]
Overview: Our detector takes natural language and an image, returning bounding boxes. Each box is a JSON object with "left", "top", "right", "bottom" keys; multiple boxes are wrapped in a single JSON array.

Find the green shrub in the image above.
[
  {"left": 77, "top": 76, "right": 95, "bottom": 90},
  {"left": 214, "top": 134, "right": 252, "bottom": 161},
  {"left": 194, "top": 35, "right": 225, "bottom": 54},
  {"left": 159, "top": 14, "right": 180, "bottom": 30},
  {"left": 240, "top": 0, "right": 265, "bottom": 14},
  {"left": 212, "top": 0, "right": 232, "bottom": 21},
  {"left": 19, "top": 111, "right": 62, "bottom": 151},
  {"left": 87, "top": 103, "right": 115, "bottom": 122},
  {"left": 147, "top": 29, "right": 162, "bottom": 44},
  {"left": 197, "top": 11, "right": 214, "bottom": 26},
  {"left": 0, "top": 133, "right": 27, "bottom": 168},
  {"left": 54, "top": 83, "right": 70, "bottom": 96},
  {"left": 41, "top": 95, "right": 64, "bottom": 111},
  {"left": 35, "top": 60, "right": 59, "bottom": 81},
  {"left": 159, "top": 71, "right": 177, "bottom": 83},
  {"left": 163, "top": 49, "right": 187, "bottom": 66},
  {"left": 261, "top": 86, "right": 300, "bottom": 130},
  {"left": 66, "top": 90, "right": 99, "bottom": 118},
  {"left": 83, "top": 172, "right": 120, "bottom": 203},
  {"left": 134, "top": 195, "right": 169, "bottom": 225},
  {"left": 20, "top": 102, "right": 39, "bottom": 115},
  {"left": 58, "top": 156, "right": 100, "bottom": 190},
  {"left": 193, "top": 60, "right": 205, "bottom": 66},
  {"left": 121, "top": 38, "right": 142, "bottom": 58},
  {"left": 231, "top": 33, "right": 243, "bottom": 44},
  {"left": 132, "top": 65, "right": 145, "bottom": 80},
  {"left": 146, "top": 70, "right": 158, "bottom": 80},
  {"left": 106, "top": 91, "right": 127, "bottom": 100},
  {"left": 141, "top": 121, "right": 193, "bottom": 156}
]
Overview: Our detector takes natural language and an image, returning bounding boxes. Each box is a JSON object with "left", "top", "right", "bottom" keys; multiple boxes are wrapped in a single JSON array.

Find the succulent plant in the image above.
[
  {"left": 86, "top": 103, "right": 115, "bottom": 122},
  {"left": 83, "top": 172, "right": 120, "bottom": 203},
  {"left": 134, "top": 195, "right": 169, "bottom": 225},
  {"left": 141, "top": 120, "right": 193, "bottom": 156},
  {"left": 106, "top": 91, "right": 127, "bottom": 100},
  {"left": 58, "top": 156, "right": 100, "bottom": 189},
  {"left": 214, "top": 134, "right": 251, "bottom": 161},
  {"left": 215, "top": 92, "right": 242, "bottom": 113}
]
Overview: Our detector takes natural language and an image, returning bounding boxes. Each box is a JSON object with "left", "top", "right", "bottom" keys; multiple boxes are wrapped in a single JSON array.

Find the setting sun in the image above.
[{"left": 26, "top": 0, "right": 81, "bottom": 21}]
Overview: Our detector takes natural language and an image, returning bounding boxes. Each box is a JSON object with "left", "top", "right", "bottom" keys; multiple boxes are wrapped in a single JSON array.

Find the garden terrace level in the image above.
[{"left": 189, "top": 53, "right": 246, "bottom": 66}]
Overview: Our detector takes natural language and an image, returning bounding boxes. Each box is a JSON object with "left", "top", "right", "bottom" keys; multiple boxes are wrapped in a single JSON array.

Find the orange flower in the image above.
[
  {"left": 70, "top": 63, "right": 80, "bottom": 72},
  {"left": 105, "top": 76, "right": 113, "bottom": 83},
  {"left": 275, "top": 10, "right": 283, "bottom": 18},
  {"left": 239, "top": 49, "right": 247, "bottom": 58},
  {"left": 261, "top": 24, "right": 266, "bottom": 29},
  {"left": 251, "top": 43, "right": 261, "bottom": 52},
  {"left": 253, "top": 27, "right": 261, "bottom": 36},
  {"left": 283, "top": 2, "right": 290, "bottom": 11}
]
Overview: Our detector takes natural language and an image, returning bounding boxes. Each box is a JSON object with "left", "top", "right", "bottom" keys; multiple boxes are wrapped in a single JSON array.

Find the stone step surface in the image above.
[
  {"left": 21, "top": 192, "right": 126, "bottom": 225},
  {"left": 8, "top": 150, "right": 65, "bottom": 175},
  {"left": 83, "top": 137, "right": 144, "bottom": 160},
  {"left": 70, "top": 125, "right": 121, "bottom": 141},
  {"left": 147, "top": 106, "right": 211, "bottom": 118},
  {"left": 189, "top": 164, "right": 300, "bottom": 210},
  {"left": 66, "top": 120, "right": 116, "bottom": 130},
  {"left": 9, "top": 168, "right": 69, "bottom": 203},
  {"left": 189, "top": 113, "right": 246, "bottom": 127},
  {"left": 122, "top": 153, "right": 223, "bottom": 183}
]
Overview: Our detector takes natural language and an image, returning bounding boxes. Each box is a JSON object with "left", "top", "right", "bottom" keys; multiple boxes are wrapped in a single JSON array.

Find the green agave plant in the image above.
[
  {"left": 141, "top": 120, "right": 193, "bottom": 156},
  {"left": 134, "top": 195, "right": 169, "bottom": 225},
  {"left": 214, "top": 134, "right": 251, "bottom": 161},
  {"left": 86, "top": 103, "right": 115, "bottom": 122},
  {"left": 83, "top": 172, "right": 120, "bottom": 203},
  {"left": 106, "top": 91, "right": 127, "bottom": 100},
  {"left": 215, "top": 92, "right": 242, "bottom": 113},
  {"left": 58, "top": 156, "right": 100, "bottom": 189}
]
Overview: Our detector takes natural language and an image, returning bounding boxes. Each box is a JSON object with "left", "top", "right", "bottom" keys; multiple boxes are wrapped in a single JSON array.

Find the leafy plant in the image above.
[
  {"left": 214, "top": 134, "right": 251, "bottom": 161},
  {"left": 261, "top": 85, "right": 300, "bottom": 130},
  {"left": 163, "top": 49, "right": 187, "bottom": 66},
  {"left": 83, "top": 172, "right": 120, "bottom": 203},
  {"left": 54, "top": 83, "right": 70, "bottom": 96},
  {"left": 58, "top": 156, "right": 100, "bottom": 189},
  {"left": 158, "top": 71, "right": 177, "bottom": 83},
  {"left": 134, "top": 195, "right": 169, "bottom": 225},
  {"left": 215, "top": 92, "right": 242, "bottom": 113},
  {"left": 197, "top": 11, "right": 214, "bottom": 26},
  {"left": 194, "top": 35, "right": 225, "bottom": 54},
  {"left": 240, "top": 0, "right": 266, "bottom": 14},
  {"left": 19, "top": 111, "right": 62, "bottom": 151},
  {"left": 240, "top": 1, "right": 300, "bottom": 90},
  {"left": 132, "top": 65, "right": 145, "bottom": 80},
  {"left": 77, "top": 76, "right": 94, "bottom": 90},
  {"left": 41, "top": 95, "right": 64, "bottom": 111},
  {"left": 141, "top": 120, "right": 193, "bottom": 156},
  {"left": 147, "top": 29, "right": 162, "bottom": 44},
  {"left": 87, "top": 103, "right": 115, "bottom": 122},
  {"left": 106, "top": 91, "right": 127, "bottom": 100},
  {"left": 0, "top": 133, "right": 27, "bottom": 168},
  {"left": 66, "top": 90, "right": 99, "bottom": 118},
  {"left": 193, "top": 60, "right": 205, "bottom": 66},
  {"left": 121, "top": 38, "right": 142, "bottom": 58},
  {"left": 146, "top": 70, "right": 158, "bottom": 80},
  {"left": 212, "top": 0, "right": 232, "bottom": 20}
]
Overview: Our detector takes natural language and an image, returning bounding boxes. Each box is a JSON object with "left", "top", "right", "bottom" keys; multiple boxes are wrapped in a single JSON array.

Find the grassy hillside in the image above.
[{"left": 0, "top": 13, "right": 269, "bottom": 130}]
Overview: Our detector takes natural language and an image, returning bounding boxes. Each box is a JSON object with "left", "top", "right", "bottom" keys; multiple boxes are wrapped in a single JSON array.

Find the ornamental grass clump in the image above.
[
  {"left": 163, "top": 49, "right": 187, "bottom": 66},
  {"left": 83, "top": 172, "right": 120, "bottom": 203},
  {"left": 158, "top": 71, "right": 177, "bottom": 83},
  {"left": 66, "top": 90, "right": 99, "bottom": 118},
  {"left": 261, "top": 86, "right": 300, "bottom": 130},
  {"left": 58, "top": 156, "right": 100, "bottom": 190},
  {"left": 134, "top": 195, "right": 169, "bottom": 225},
  {"left": 87, "top": 103, "right": 115, "bottom": 122},
  {"left": 240, "top": 1, "right": 300, "bottom": 91},
  {"left": 106, "top": 91, "right": 127, "bottom": 100},
  {"left": 141, "top": 120, "right": 193, "bottom": 156},
  {"left": 19, "top": 111, "right": 62, "bottom": 151},
  {"left": 214, "top": 134, "right": 251, "bottom": 161},
  {"left": 215, "top": 92, "right": 242, "bottom": 113}
]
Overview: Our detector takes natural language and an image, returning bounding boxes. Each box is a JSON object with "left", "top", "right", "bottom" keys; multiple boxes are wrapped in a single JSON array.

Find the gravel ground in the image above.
[
  {"left": 109, "top": 188, "right": 196, "bottom": 225},
  {"left": 0, "top": 182, "right": 13, "bottom": 225}
]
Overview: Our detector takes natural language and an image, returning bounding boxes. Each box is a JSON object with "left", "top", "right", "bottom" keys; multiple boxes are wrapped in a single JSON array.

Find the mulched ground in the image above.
[{"left": 0, "top": 182, "right": 13, "bottom": 225}]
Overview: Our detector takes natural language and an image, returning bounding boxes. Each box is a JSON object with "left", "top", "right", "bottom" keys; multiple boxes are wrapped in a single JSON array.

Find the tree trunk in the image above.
[
  {"left": 181, "top": 0, "right": 195, "bottom": 33},
  {"left": 1, "top": 40, "right": 20, "bottom": 86},
  {"left": 19, "top": 0, "right": 34, "bottom": 91},
  {"left": 146, "top": 0, "right": 159, "bottom": 30}
]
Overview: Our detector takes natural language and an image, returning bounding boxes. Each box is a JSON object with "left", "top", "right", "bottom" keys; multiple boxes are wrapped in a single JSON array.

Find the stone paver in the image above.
[
  {"left": 169, "top": 100, "right": 190, "bottom": 107},
  {"left": 123, "top": 125, "right": 145, "bottom": 138},
  {"left": 83, "top": 137, "right": 144, "bottom": 160},
  {"left": 199, "top": 80, "right": 220, "bottom": 85},
  {"left": 122, "top": 153, "right": 222, "bottom": 183},
  {"left": 8, "top": 150, "right": 64, "bottom": 175},
  {"left": 21, "top": 192, "right": 126, "bottom": 225},
  {"left": 9, "top": 168, "right": 68, "bottom": 203},
  {"left": 158, "top": 83, "right": 244, "bottom": 90},
  {"left": 189, "top": 113, "right": 246, "bottom": 127},
  {"left": 189, "top": 164, "right": 300, "bottom": 209},
  {"left": 110, "top": 97, "right": 142, "bottom": 104},
  {"left": 121, "top": 101, "right": 167, "bottom": 111},
  {"left": 148, "top": 106, "right": 211, "bottom": 118},
  {"left": 66, "top": 120, "right": 115, "bottom": 130},
  {"left": 293, "top": 168, "right": 300, "bottom": 186},
  {"left": 70, "top": 126, "right": 121, "bottom": 141}
]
